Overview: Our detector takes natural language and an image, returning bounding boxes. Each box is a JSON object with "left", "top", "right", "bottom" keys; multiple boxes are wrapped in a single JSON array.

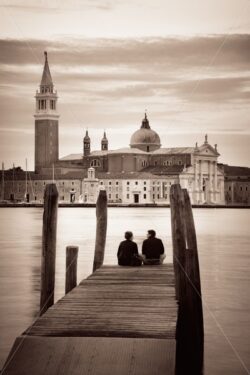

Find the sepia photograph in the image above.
[{"left": 0, "top": 0, "right": 250, "bottom": 374}]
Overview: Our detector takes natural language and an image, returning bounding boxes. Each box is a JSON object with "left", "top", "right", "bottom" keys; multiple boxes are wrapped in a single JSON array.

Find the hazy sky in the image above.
[{"left": 0, "top": 0, "right": 250, "bottom": 169}]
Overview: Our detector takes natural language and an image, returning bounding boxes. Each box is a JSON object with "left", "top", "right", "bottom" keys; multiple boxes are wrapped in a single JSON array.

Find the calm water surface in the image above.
[{"left": 0, "top": 207, "right": 249, "bottom": 374}]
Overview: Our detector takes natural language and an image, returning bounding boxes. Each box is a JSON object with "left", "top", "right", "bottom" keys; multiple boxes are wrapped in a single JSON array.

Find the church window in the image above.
[
  {"left": 144, "top": 187, "right": 146, "bottom": 191},
  {"left": 144, "top": 194, "right": 147, "bottom": 199},
  {"left": 116, "top": 194, "right": 119, "bottom": 199},
  {"left": 202, "top": 179, "right": 206, "bottom": 192},
  {"left": 240, "top": 186, "right": 243, "bottom": 191},
  {"left": 100, "top": 181, "right": 103, "bottom": 185},
  {"left": 144, "top": 181, "right": 146, "bottom": 185},
  {"left": 109, "top": 181, "right": 112, "bottom": 185},
  {"left": 147, "top": 146, "right": 149, "bottom": 152},
  {"left": 116, "top": 181, "right": 119, "bottom": 185},
  {"left": 50, "top": 100, "right": 56, "bottom": 110},
  {"left": 246, "top": 186, "right": 248, "bottom": 191},
  {"left": 157, "top": 194, "right": 160, "bottom": 199},
  {"left": 153, "top": 194, "right": 155, "bottom": 199},
  {"left": 229, "top": 186, "right": 231, "bottom": 191},
  {"left": 127, "top": 194, "right": 130, "bottom": 199},
  {"left": 127, "top": 181, "right": 130, "bottom": 185},
  {"left": 40, "top": 100, "right": 46, "bottom": 110},
  {"left": 90, "top": 159, "right": 100, "bottom": 167},
  {"left": 135, "top": 181, "right": 138, "bottom": 185}
]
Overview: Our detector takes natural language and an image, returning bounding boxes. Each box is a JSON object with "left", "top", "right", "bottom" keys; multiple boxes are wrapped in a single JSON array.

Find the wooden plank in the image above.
[
  {"left": 25, "top": 264, "right": 178, "bottom": 339},
  {"left": 3, "top": 336, "right": 176, "bottom": 375}
]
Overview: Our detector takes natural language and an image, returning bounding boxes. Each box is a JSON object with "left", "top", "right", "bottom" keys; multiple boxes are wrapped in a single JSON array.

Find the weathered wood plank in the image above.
[
  {"left": 3, "top": 336, "right": 176, "bottom": 375},
  {"left": 25, "top": 264, "right": 178, "bottom": 340}
]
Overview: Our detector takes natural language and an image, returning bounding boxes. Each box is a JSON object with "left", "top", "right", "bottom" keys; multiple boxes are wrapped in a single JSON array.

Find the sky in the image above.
[{"left": 0, "top": 0, "right": 250, "bottom": 169}]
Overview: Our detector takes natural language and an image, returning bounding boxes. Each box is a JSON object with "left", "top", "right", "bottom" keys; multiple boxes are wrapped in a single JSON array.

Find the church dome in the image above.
[{"left": 130, "top": 114, "right": 161, "bottom": 152}]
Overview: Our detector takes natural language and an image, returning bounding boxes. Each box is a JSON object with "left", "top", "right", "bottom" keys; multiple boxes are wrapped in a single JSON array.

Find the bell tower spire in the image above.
[
  {"left": 34, "top": 52, "right": 59, "bottom": 173},
  {"left": 40, "top": 51, "right": 53, "bottom": 90}
]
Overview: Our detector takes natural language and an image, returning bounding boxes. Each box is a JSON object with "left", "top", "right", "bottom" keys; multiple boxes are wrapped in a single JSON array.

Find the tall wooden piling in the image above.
[
  {"left": 65, "top": 246, "right": 79, "bottom": 294},
  {"left": 40, "top": 183, "right": 58, "bottom": 316},
  {"left": 170, "top": 184, "right": 186, "bottom": 301},
  {"left": 170, "top": 184, "right": 204, "bottom": 375},
  {"left": 183, "top": 188, "right": 202, "bottom": 294},
  {"left": 93, "top": 190, "right": 107, "bottom": 272}
]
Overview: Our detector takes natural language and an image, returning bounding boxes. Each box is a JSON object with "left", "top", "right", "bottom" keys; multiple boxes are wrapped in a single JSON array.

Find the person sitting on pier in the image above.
[
  {"left": 142, "top": 230, "right": 165, "bottom": 265},
  {"left": 117, "top": 231, "right": 142, "bottom": 266}
]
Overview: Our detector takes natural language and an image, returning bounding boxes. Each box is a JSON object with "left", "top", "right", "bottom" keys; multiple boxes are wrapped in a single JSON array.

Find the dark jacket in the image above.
[
  {"left": 117, "top": 240, "right": 138, "bottom": 266},
  {"left": 142, "top": 237, "right": 164, "bottom": 259}
]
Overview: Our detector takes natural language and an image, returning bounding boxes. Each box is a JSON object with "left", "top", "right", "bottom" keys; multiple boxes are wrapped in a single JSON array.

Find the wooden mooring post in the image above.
[
  {"left": 93, "top": 190, "right": 107, "bottom": 272},
  {"left": 40, "top": 183, "right": 58, "bottom": 316},
  {"left": 170, "top": 184, "right": 204, "bottom": 375},
  {"left": 65, "top": 246, "right": 79, "bottom": 294}
]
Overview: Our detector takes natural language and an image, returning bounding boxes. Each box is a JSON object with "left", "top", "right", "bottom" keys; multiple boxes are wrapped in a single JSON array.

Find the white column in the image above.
[
  {"left": 213, "top": 161, "right": 217, "bottom": 202},
  {"left": 208, "top": 161, "right": 213, "bottom": 203},
  {"left": 193, "top": 160, "right": 198, "bottom": 203},
  {"left": 199, "top": 160, "right": 203, "bottom": 203}
]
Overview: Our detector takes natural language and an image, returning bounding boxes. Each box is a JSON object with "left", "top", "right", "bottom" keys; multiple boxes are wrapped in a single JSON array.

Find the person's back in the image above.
[
  {"left": 142, "top": 230, "right": 165, "bottom": 264},
  {"left": 117, "top": 231, "right": 139, "bottom": 266}
]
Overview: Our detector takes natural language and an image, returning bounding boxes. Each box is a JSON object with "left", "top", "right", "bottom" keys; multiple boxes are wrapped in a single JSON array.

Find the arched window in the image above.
[{"left": 90, "top": 159, "right": 101, "bottom": 167}]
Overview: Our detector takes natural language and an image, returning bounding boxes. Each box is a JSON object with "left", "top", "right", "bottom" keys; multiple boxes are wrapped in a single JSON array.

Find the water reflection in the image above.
[{"left": 0, "top": 207, "right": 249, "bottom": 374}]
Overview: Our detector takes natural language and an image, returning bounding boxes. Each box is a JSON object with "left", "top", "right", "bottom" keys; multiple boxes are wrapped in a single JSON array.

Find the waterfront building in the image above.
[
  {"left": 2, "top": 52, "right": 249, "bottom": 205},
  {"left": 222, "top": 165, "right": 250, "bottom": 205}
]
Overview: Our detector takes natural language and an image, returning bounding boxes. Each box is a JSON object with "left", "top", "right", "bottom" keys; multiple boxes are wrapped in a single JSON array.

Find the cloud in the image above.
[
  {"left": 0, "top": 34, "right": 250, "bottom": 70},
  {"left": 0, "top": 34, "right": 250, "bottom": 138},
  {"left": 0, "top": 0, "right": 117, "bottom": 12}
]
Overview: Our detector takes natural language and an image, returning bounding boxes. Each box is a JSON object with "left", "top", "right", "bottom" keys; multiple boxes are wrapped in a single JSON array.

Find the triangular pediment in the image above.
[{"left": 196, "top": 143, "right": 220, "bottom": 157}]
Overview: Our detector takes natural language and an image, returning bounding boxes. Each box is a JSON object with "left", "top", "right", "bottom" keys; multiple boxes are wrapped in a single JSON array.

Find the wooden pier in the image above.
[{"left": 2, "top": 185, "right": 204, "bottom": 375}]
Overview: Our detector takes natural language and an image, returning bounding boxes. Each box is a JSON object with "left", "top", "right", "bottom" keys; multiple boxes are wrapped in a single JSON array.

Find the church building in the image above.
[{"left": 1, "top": 52, "right": 226, "bottom": 205}]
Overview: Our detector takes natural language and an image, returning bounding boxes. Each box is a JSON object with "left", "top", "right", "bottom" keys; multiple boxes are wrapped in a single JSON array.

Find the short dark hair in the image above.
[
  {"left": 125, "top": 231, "right": 133, "bottom": 240},
  {"left": 148, "top": 230, "right": 156, "bottom": 238}
]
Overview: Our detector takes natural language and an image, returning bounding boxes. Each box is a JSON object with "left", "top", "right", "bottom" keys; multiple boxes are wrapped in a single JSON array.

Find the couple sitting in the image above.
[{"left": 117, "top": 229, "right": 165, "bottom": 266}]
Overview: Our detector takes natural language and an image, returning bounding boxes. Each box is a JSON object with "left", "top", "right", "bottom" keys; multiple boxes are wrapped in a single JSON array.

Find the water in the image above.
[{"left": 0, "top": 207, "right": 249, "bottom": 374}]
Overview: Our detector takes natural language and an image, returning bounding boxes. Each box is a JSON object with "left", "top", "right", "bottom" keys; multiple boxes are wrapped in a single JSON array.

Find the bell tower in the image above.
[
  {"left": 101, "top": 131, "right": 108, "bottom": 151},
  {"left": 34, "top": 51, "right": 59, "bottom": 173},
  {"left": 83, "top": 130, "right": 91, "bottom": 156}
]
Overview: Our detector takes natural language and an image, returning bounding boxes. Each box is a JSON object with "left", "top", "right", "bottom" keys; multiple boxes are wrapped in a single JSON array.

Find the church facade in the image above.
[{"left": 1, "top": 52, "right": 227, "bottom": 205}]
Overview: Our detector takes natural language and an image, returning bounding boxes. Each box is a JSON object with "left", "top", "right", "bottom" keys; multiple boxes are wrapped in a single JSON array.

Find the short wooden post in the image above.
[
  {"left": 40, "top": 184, "right": 58, "bottom": 316},
  {"left": 170, "top": 184, "right": 186, "bottom": 301},
  {"left": 93, "top": 190, "right": 107, "bottom": 272},
  {"left": 65, "top": 246, "right": 79, "bottom": 294}
]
